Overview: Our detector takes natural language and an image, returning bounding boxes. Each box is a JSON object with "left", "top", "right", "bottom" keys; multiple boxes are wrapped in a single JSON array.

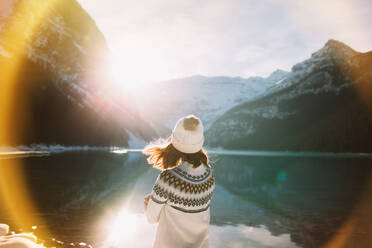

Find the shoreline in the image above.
[{"left": 0, "top": 151, "right": 50, "bottom": 159}]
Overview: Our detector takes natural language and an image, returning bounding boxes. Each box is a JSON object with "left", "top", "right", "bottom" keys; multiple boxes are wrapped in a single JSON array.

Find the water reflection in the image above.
[
  {"left": 0, "top": 150, "right": 370, "bottom": 247},
  {"left": 103, "top": 208, "right": 144, "bottom": 247},
  {"left": 210, "top": 224, "right": 298, "bottom": 248},
  {"left": 101, "top": 210, "right": 298, "bottom": 248}
]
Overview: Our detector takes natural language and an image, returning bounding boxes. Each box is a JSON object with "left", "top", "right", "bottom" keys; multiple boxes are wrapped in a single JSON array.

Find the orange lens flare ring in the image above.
[{"left": 0, "top": 0, "right": 58, "bottom": 243}]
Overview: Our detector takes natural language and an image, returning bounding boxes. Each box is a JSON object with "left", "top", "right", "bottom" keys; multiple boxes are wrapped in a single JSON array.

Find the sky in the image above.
[{"left": 77, "top": 0, "right": 372, "bottom": 88}]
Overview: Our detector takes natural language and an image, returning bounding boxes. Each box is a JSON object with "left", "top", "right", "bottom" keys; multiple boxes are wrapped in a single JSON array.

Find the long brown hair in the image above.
[{"left": 143, "top": 138, "right": 209, "bottom": 171}]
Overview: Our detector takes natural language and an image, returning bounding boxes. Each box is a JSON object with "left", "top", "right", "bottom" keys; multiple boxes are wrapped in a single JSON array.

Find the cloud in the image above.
[
  {"left": 77, "top": 0, "right": 372, "bottom": 84},
  {"left": 278, "top": 0, "right": 372, "bottom": 51}
]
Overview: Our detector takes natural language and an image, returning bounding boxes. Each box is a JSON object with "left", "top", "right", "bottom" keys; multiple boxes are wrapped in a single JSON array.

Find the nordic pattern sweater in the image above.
[{"left": 145, "top": 161, "right": 215, "bottom": 248}]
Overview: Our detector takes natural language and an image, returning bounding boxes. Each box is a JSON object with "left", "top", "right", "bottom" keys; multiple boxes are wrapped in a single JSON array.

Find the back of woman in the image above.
[{"left": 143, "top": 115, "right": 215, "bottom": 248}]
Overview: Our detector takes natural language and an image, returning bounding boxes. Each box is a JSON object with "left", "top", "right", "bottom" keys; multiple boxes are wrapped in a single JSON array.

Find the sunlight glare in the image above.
[
  {"left": 106, "top": 49, "right": 171, "bottom": 92},
  {"left": 0, "top": 0, "right": 55, "bottom": 241},
  {"left": 111, "top": 149, "right": 128, "bottom": 154},
  {"left": 104, "top": 208, "right": 141, "bottom": 247}
]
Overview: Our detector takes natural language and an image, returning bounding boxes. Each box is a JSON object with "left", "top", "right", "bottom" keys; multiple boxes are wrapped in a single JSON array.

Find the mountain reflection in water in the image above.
[{"left": 0, "top": 150, "right": 371, "bottom": 247}]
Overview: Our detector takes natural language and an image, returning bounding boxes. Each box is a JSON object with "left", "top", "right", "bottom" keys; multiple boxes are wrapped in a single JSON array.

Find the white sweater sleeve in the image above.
[{"left": 145, "top": 174, "right": 166, "bottom": 224}]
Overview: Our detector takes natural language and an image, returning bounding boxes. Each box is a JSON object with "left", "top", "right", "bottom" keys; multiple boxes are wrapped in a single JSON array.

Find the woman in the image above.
[{"left": 143, "top": 115, "right": 215, "bottom": 248}]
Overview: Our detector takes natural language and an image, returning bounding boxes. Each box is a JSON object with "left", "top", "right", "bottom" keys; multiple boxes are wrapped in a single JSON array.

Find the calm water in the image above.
[{"left": 1, "top": 150, "right": 371, "bottom": 247}]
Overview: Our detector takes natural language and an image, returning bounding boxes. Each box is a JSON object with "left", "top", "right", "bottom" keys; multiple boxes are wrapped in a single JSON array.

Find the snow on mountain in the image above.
[
  {"left": 267, "top": 40, "right": 357, "bottom": 93},
  {"left": 237, "top": 40, "right": 358, "bottom": 120},
  {"left": 134, "top": 71, "right": 289, "bottom": 135},
  {"left": 0, "top": 0, "right": 155, "bottom": 147},
  {"left": 206, "top": 40, "right": 372, "bottom": 152}
]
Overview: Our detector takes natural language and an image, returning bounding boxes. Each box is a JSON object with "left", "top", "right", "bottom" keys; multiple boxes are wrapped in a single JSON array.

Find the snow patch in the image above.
[
  {"left": 47, "top": 16, "right": 71, "bottom": 39},
  {"left": 265, "top": 41, "right": 356, "bottom": 95},
  {"left": 15, "top": 144, "right": 115, "bottom": 153},
  {"left": 73, "top": 41, "right": 87, "bottom": 55},
  {"left": 135, "top": 72, "right": 289, "bottom": 132},
  {"left": 241, "top": 105, "right": 295, "bottom": 119},
  {"left": 275, "top": 72, "right": 349, "bottom": 103}
]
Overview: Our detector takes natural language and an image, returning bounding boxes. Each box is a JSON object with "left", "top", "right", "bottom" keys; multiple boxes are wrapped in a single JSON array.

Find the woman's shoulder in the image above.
[
  {"left": 153, "top": 162, "right": 215, "bottom": 212},
  {"left": 165, "top": 162, "right": 213, "bottom": 183}
]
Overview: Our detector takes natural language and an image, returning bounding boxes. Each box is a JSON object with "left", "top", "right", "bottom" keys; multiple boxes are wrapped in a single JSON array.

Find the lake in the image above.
[{"left": 0, "top": 150, "right": 371, "bottom": 247}]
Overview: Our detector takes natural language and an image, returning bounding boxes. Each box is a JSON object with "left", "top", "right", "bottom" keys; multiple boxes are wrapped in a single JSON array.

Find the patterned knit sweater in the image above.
[
  {"left": 145, "top": 161, "right": 215, "bottom": 248},
  {"left": 151, "top": 161, "right": 215, "bottom": 213}
]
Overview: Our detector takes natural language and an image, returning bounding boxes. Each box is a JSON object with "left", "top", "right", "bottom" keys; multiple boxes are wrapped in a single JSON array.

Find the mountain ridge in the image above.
[
  {"left": 206, "top": 39, "right": 372, "bottom": 152},
  {"left": 133, "top": 69, "right": 289, "bottom": 136},
  {"left": 0, "top": 0, "right": 156, "bottom": 146}
]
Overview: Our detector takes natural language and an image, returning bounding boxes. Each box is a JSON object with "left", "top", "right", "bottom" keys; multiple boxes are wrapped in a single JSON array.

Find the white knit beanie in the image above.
[{"left": 171, "top": 115, "right": 204, "bottom": 154}]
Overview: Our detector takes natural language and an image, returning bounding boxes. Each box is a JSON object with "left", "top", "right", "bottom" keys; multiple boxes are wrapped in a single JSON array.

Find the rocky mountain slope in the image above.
[
  {"left": 206, "top": 40, "right": 372, "bottom": 152},
  {"left": 134, "top": 70, "right": 288, "bottom": 135},
  {"left": 0, "top": 0, "right": 155, "bottom": 146}
]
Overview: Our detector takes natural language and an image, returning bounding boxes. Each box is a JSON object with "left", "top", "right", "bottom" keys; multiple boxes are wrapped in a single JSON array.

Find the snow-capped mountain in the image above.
[
  {"left": 206, "top": 40, "right": 372, "bottom": 152},
  {"left": 134, "top": 70, "right": 288, "bottom": 135},
  {"left": 0, "top": 0, "right": 155, "bottom": 146}
]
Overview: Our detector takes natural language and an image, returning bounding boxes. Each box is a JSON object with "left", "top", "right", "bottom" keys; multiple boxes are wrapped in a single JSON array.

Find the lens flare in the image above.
[
  {"left": 104, "top": 208, "right": 141, "bottom": 247},
  {"left": 0, "top": 0, "right": 60, "bottom": 242}
]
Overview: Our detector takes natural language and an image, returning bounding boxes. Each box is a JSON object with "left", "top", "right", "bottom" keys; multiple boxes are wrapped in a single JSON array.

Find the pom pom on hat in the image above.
[{"left": 171, "top": 115, "right": 204, "bottom": 153}]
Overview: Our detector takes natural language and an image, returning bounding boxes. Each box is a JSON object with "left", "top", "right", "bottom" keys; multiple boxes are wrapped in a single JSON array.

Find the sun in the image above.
[{"left": 106, "top": 50, "right": 171, "bottom": 92}]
